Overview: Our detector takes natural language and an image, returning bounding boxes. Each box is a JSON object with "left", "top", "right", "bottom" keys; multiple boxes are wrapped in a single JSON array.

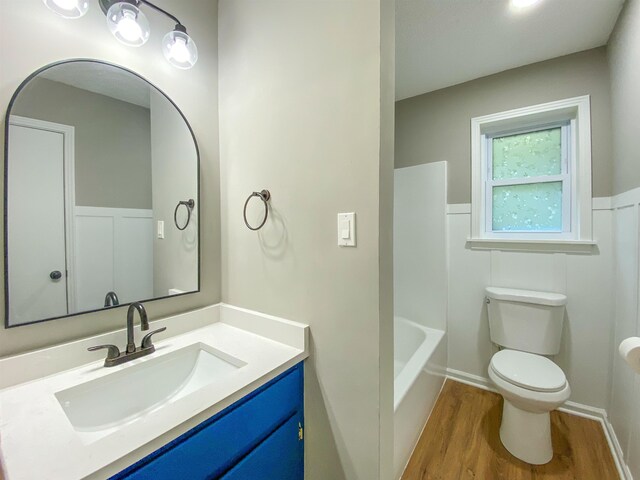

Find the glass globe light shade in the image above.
[
  {"left": 106, "top": 2, "right": 150, "bottom": 47},
  {"left": 162, "top": 28, "right": 198, "bottom": 69},
  {"left": 43, "top": 0, "right": 89, "bottom": 19}
]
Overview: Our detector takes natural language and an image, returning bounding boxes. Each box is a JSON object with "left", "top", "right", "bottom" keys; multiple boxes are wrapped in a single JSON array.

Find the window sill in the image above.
[{"left": 466, "top": 238, "right": 598, "bottom": 254}]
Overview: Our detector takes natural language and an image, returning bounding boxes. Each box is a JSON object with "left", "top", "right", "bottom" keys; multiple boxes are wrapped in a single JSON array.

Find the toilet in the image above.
[{"left": 485, "top": 286, "right": 570, "bottom": 465}]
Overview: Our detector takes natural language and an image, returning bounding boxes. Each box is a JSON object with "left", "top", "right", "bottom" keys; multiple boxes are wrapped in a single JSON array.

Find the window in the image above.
[
  {"left": 488, "top": 124, "right": 569, "bottom": 234},
  {"left": 470, "top": 96, "right": 593, "bottom": 249}
]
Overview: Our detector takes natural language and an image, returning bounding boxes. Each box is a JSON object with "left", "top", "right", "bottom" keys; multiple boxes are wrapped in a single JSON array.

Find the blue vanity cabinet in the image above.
[
  {"left": 111, "top": 363, "right": 304, "bottom": 480},
  {"left": 219, "top": 411, "right": 303, "bottom": 480}
]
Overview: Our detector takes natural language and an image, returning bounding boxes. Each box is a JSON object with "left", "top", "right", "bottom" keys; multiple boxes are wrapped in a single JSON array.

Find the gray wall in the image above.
[
  {"left": 608, "top": 0, "right": 640, "bottom": 195},
  {"left": 12, "top": 77, "right": 152, "bottom": 209},
  {"left": 0, "top": 0, "right": 220, "bottom": 357},
  {"left": 395, "top": 47, "right": 613, "bottom": 204},
  {"left": 150, "top": 89, "right": 198, "bottom": 297},
  {"left": 218, "top": 1, "right": 394, "bottom": 478}
]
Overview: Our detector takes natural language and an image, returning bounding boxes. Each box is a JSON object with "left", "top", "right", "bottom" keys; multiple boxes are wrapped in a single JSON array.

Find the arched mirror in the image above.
[{"left": 4, "top": 59, "right": 199, "bottom": 327}]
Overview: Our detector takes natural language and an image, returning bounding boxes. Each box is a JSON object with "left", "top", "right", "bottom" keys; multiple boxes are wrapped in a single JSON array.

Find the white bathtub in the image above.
[{"left": 394, "top": 316, "right": 446, "bottom": 480}]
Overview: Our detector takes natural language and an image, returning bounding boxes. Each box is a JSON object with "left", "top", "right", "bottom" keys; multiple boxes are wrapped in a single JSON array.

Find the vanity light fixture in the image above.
[
  {"left": 162, "top": 25, "right": 198, "bottom": 69},
  {"left": 105, "top": 1, "right": 150, "bottom": 47},
  {"left": 43, "top": 0, "right": 90, "bottom": 19},
  {"left": 43, "top": 0, "right": 198, "bottom": 69}
]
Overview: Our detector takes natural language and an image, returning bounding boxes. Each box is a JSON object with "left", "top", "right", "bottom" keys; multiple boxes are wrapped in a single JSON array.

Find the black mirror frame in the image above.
[{"left": 3, "top": 58, "right": 201, "bottom": 328}]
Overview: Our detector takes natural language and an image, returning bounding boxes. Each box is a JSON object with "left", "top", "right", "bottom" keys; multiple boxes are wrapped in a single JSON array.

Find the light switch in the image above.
[
  {"left": 157, "top": 220, "right": 165, "bottom": 239},
  {"left": 337, "top": 213, "right": 356, "bottom": 247}
]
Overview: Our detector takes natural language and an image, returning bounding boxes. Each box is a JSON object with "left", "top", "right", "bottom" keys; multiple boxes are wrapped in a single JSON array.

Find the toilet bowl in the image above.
[
  {"left": 488, "top": 349, "right": 570, "bottom": 464},
  {"left": 484, "top": 286, "right": 569, "bottom": 464}
]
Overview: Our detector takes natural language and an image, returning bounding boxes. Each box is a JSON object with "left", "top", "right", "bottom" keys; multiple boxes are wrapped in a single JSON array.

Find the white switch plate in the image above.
[
  {"left": 157, "top": 220, "right": 165, "bottom": 239},
  {"left": 337, "top": 213, "right": 356, "bottom": 247}
]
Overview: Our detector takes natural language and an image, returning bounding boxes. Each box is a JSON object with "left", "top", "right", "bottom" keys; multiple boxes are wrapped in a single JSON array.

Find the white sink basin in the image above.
[{"left": 55, "top": 342, "right": 246, "bottom": 436}]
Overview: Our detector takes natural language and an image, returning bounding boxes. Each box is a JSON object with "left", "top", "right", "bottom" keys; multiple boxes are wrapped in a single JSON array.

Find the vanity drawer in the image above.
[{"left": 112, "top": 363, "right": 303, "bottom": 480}]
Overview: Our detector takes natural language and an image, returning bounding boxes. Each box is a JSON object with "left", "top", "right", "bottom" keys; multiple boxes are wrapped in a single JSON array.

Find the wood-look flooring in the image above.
[{"left": 402, "top": 380, "right": 619, "bottom": 480}]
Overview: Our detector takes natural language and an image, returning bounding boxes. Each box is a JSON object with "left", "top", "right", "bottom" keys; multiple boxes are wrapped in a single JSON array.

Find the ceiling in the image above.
[
  {"left": 41, "top": 62, "right": 151, "bottom": 108},
  {"left": 396, "top": 0, "right": 624, "bottom": 101}
]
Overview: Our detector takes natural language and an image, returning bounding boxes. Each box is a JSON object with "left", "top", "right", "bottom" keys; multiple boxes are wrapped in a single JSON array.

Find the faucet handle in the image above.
[
  {"left": 141, "top": 327, "right": 167, "bottom": 349},
  {"left": 88, "top": 344, "right": 121, "bottom": 360}
]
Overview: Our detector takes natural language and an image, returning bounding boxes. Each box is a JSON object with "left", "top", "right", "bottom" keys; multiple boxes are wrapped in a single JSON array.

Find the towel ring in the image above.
[
  {"left": 243, "top": 190, "right": 271, "bottom": 231},
  {"left": 174, "top": 199, "right": 195, "bottom": 231}
]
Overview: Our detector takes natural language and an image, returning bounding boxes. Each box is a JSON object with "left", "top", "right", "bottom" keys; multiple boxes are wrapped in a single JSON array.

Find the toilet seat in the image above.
[{"left": 490, "top": 350, "right": 566, "bottom": 393}]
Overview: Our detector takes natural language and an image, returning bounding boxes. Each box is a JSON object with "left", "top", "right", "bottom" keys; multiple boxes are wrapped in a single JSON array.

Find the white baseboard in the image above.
[
  {"left": 445, "top": 368, "right": 631, "bottom": 480},
  {"left": 446, "top": 368, "right": 495, "bottom": 392},
  {"left": 558, "top": 402, "right": 630, "bottom": 480},
  {"left": 558, "top": 400, "right": 607, "bottom": 420},
  {"left": 601, "top": 414, "right": 633, "bottom": 480}
]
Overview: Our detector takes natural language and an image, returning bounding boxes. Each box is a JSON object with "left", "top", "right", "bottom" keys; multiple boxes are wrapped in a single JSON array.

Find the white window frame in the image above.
[{"left": 470, "top": 96, "right": 593, "bottom": 248}]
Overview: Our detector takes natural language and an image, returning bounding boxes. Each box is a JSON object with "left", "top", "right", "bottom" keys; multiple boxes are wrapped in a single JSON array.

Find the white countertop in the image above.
[{"left": 0, "top": 304, "right": 309, "bottom": 480}]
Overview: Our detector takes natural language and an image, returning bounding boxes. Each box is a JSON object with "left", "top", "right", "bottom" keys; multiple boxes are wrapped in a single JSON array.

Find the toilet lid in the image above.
[{"left": 490, "top": 350, "right": 566, "bottom": 392}]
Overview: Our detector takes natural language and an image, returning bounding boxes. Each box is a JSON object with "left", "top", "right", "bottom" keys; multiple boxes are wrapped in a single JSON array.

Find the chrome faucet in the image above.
[
  {"left": 104, "top": 291, "right": 119, "bottom": 307},
  {"left": 88, "top": 301, "right": 167, "bottom": 367}
]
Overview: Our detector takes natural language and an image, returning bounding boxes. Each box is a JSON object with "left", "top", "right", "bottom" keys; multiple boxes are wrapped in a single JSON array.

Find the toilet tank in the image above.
[{"left": 486, "top": 287, "right": 567, "bottom": 355}]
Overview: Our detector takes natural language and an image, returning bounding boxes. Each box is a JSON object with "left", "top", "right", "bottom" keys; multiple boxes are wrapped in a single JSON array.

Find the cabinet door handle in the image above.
[{"left": 50, "top": 270, "right": 62, "bottom": 280}]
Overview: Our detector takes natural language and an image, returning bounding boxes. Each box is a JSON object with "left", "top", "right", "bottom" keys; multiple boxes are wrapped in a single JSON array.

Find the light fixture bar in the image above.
[
  {"left": 139, "top": 0, "right": 182, "bottom": 28},
  {"left": 54, "top": 0, "right": 198, "bottom": 69}
]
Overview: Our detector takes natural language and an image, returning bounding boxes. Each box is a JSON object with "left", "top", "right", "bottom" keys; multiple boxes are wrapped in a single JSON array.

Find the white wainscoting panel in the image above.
[
  {"left": 447, "top": 213, "right": 493, "bottom": 378},
  {"left": 74, "top": 207, "right": 153, "bottom": 311},
  {"left": 610, "top": 205, "right": 637, "bottom": 459},
  {"left": 561, "top": 211, "right": 615, "bottom": 410},
  {"left": 116, "top": 215, "right": 155, "bottom": 305},
  {"left": 610, "top": 189, "right": 640, "bottom": 479},
  {"left": 630, "top": 372, "right": 640, "bottom": 478},
  {"left": 74, "top": 215, "right": 114, "bottom": 312},
  {"left": 447, "top": 205, "right": 614, "bottom": 409},
  {"left": 490, "top": 250, "right": 567, "bottom": 293}
]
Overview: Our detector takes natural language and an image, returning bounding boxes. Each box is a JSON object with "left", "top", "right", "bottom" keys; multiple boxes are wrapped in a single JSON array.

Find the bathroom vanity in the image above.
[
  {"left": 112, "top": 363, "right": 303, "bottom": 480},
  {"left": 0, "top": 304, "right": 308, "bottom": 480},
  {"left": 0, "top": 56, "right": 309, "bottom": 480}
]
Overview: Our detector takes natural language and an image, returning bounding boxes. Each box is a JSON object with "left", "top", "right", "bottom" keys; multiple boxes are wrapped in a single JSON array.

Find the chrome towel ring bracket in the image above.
[
  {"left": 174, "top": 199, "right": 195, "bottom": 231},
  {"left": 243, "top": 190, "right": 271, "bottom": 231}
]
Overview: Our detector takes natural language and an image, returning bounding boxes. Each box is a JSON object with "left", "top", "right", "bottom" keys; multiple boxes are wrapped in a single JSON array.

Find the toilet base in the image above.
[{"left": 499, "top": 399, "right": 553, "bottom": 465}]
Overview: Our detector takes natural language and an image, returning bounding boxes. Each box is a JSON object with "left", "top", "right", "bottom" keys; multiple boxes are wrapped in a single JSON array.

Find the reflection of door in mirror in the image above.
[
  {"left": 8, "top": 116, "right": 74, "bottom": 324},
  {"left": 8, "top": 74, "right": 156, "bottom": 324},
  {"left": 8, "top": 111, "right": 156, "bottom": 325}
]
